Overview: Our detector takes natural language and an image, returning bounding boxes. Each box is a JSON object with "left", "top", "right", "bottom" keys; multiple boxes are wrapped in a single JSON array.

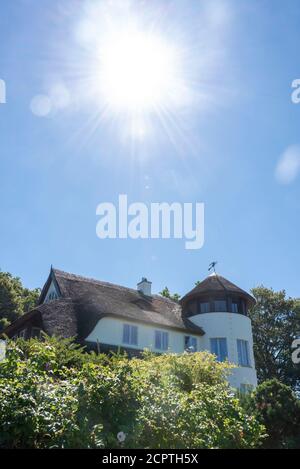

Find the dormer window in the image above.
[{"left": 46, "top": 291, "right": 58, "bottom": 303}]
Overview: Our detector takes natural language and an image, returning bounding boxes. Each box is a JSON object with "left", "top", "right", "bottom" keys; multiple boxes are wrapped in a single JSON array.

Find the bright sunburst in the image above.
[{"left": 96, "top": 28, "right": 179, "bottom": 113}]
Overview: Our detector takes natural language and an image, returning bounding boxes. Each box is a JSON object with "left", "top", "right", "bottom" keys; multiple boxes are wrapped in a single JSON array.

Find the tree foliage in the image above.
[
  {"left": 159, "top": 286, "right": 181, "bottom": 302},
  {"left": 249, "top": 286, "right": 300, "bottom": 392},
  {"left": 247, "top": 379, "right": 300, "bottom": 448},
  {"left": 0, "top": 271, "right": 40, "bottom": 332},
  {"left": 0, "top": 337, "right": 265, "bottom": 449}
]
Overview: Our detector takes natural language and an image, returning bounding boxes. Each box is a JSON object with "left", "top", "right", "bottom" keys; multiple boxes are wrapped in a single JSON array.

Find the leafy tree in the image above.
[
  {"left": 0, "top": 337, "right": 265, "bottom": 449},
  {"left": 249, "top": 379, "right": 300, "bottom": 448},
  {"left": 249, "top": 286, "right": 300, "bottom": 392},
  {"left": 159, "top": 286, "right": 181, "bottom": 302},
  {"left": 0, "top": 271, "right": 40, "bottom": 332}
]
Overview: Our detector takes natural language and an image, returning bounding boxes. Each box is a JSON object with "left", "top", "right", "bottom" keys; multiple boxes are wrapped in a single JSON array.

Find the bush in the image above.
[
  {"left": 248, "top": 379, "right": 300, "bottom": 448},
  {"left": 0, "top": 337, "right": 265, "bottom": 448}
]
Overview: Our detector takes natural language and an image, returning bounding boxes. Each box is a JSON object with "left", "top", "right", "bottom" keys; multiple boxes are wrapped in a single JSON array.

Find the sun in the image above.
[{"left": 96, "top": 29, "right": 178, "bottom": 113}]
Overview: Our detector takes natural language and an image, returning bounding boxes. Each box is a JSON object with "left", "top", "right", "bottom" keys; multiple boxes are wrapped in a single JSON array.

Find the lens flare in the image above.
[{"left": 96, "top": 29, "right": 179, "bottom": 113}]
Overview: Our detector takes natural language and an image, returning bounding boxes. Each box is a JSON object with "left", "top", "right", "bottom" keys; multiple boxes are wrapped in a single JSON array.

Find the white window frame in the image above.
[
  {"left": 237, "top": 339, "right": 251, "bottom": 367},
  {"left": 155, "top": 330, "right": 169, "bottom": 351},
  {"left": 210, "top": 337, "right": 228, "bottom": 362},
  {"left": 122, "top": 324, "right": 138, "bottom": 346}
]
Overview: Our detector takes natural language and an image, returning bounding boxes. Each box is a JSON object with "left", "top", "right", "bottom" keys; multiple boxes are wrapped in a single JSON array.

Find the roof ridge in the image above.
[
  {"left": 53, "top": 269, "right": 141, "bottom": 294},
  {"left": 214, "top": 274, "right": 228, "bottom": 291},
  {"left": 53, "top": 269, "right": 177, "bottom": 304}
]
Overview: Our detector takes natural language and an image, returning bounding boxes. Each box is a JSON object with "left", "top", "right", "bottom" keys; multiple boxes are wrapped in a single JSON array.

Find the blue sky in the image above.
[{"left": 0, "top": 0, "right": 300, "bottom": 298}]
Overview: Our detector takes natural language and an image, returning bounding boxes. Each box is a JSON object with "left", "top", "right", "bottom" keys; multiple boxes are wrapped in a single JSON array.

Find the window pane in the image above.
[
  {"left": 210, "top": 338, "right": 219, "bottom": 356},
  {"left": 123, "top": 324, "right": 130, "bottom": 344},
  {"left": 210, "top": 338, "right": 228, "bottom": 362},
  {"left": 214, "top": 300, "right": 227, "bottom": 312},
  {"left": 232, "top": 302, "right": 239, "bottom": 313},
  {"left": 200, "top": 302, "right": 210, "bottom": 313},
  {"left": 162, "top": 332, "right": 168, "bottom": 350},
  {"left": 131, "top": 326, "right": 138, "bottom": 345},
  {"left": 237, "top": 340, "right": 250, "bottom": 366},
  {"left": 155, "top": 331, "right": 168, "bottom": 350},
  {"left": 155, "top": 330, "right": 161, "bottom": 349},
  {"left": 185, "top": 336, "right": 197, "bottom": 352}
]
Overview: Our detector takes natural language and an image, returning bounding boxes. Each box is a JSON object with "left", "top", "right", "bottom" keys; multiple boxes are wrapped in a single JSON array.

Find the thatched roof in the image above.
[
  {"left": 181, "top": 273, "right": 255, "bottom": 308},
  {"left": 3, "top": 269, "right": 204, "bottom": 340}
]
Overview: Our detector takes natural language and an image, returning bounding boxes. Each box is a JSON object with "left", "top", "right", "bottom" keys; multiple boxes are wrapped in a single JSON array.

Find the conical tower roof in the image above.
[{"left": 181, "top": 273, "right": 255, "bottom": 308}]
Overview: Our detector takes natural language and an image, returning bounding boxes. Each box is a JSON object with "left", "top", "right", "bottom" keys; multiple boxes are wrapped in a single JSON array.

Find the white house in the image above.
[{"left": 2, "top": 268, "right": 257, "bottom": 391}]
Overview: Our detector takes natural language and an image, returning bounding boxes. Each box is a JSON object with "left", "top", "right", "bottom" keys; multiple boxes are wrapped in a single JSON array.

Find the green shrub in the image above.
[
  {"left": 0, "top": 337, "right": 265, "bottom": 448},
  {"left": 248, "top": 379, "right": 300, "bottom": 449}
]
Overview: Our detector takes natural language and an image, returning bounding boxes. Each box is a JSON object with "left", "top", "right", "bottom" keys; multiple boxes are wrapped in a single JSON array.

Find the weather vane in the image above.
[{"left": 208, "top": 261, "right": 218, "bottom": 273}]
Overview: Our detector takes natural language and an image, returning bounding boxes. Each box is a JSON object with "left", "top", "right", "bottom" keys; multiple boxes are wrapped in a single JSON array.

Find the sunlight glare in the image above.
[{"left": 97, "top": 30, "right": 178, "bottom": 113}]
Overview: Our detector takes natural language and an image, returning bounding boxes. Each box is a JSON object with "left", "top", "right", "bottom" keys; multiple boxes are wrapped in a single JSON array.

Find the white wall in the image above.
[
  {"left": 85, "top": 317, "right": 200, "bottom": 354},
  {"left": 85, "top": 313, "right": 257, "bottom": 390},
  {"left": 191, "top": 312, "right": 257, "bottom": 389}
]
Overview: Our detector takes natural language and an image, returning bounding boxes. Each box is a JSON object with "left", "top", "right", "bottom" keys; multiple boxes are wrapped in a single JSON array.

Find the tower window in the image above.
[
  {"left": 232, "top": 302, "right": 239, "bottom": 313},
  {"left": 210, "top": 338, "right": 228, "bottom": 362},
  {"left": 237, "top": 339, "right": 251, "bottom": 367},
  {"left": 122, "top": 324, "right": 138, "bottom": 346},
  {"left": 214, "top": 300, "right": 227, "bottom": 312},
  {"left": 200, "top": 302, "right": 210, "bottom": 313}
]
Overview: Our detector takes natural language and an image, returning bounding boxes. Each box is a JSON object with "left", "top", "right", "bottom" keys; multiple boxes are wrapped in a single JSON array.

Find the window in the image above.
[
  {"left": 237, "top": 339, "right": 251, "bottom": 367},
  {"left": 185, "top": 336, "right": 197, "bottom": 352},
  {"left": 155, "top": 330, "right": 169, "bottom": 351},
  {"left": 210, "top": 338, "right": 228, "bottom": 362},
  {"left": 232, "top": 302, "right": 239, "bottom": 313},
  {"left": 122, "top": 324, "right": 138, "bottom": 346},
  {"left": 47, "top": 291, "right": 58, "bottom": 302},
  {"left": 214, "top": 300, "right": 227, "bottom": 312},
  {"left": 31, "top": 327, "right": 41, "bottom": 339},
  {"left": 188, "top": 300, "right": 198, "bottom": 316},
  {"left": 200, "top": 302, "right": 210, "bottom": 313},
  {"left": 19, "top": 329, "right": 26, "bottom": 339},
  {"left": 240, "top": 383, "right": 253, "bottom": 395}
]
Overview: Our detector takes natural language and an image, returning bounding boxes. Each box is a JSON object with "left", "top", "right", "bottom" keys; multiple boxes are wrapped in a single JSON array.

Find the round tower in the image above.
[{"left": 181, "top": 272, "right": 257, "bottom": 391}]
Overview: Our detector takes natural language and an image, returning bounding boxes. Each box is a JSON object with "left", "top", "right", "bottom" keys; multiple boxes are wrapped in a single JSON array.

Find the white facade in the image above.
[
  {"left": 190, "top": 312, "right": 257, "bottom": 389},
  {"left": 41, "top": 270, "right": 258, "bottom": 391},
  {"left": 85, "top": 312, "right": 257, "bottom": 390},
  {"left": 85, "top": 317, "right": 200, "bottom": 354}
]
